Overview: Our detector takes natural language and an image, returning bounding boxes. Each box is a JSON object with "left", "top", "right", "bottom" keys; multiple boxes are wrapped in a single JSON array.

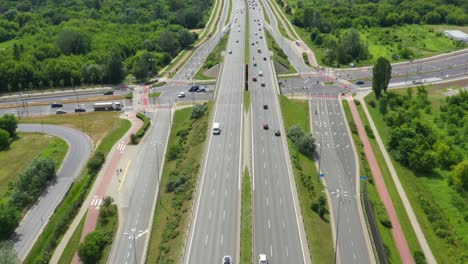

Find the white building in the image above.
[{"left": 444, "top": 30, "right": 468, "bottom": 42}]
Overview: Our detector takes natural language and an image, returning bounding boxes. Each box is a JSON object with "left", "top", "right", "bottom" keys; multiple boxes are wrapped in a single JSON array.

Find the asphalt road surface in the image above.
[
  {"left": 184, "top": 1, "right": 245, "bottom": 263},
  {"left": 249, "top": 1, "right": 310, "bottom": 263},
  {"left": 13, "top": 124, "right": 92, "bottom": 260},
  {"left": 108, "top": 107, "right": 172, "bottom": 264}
]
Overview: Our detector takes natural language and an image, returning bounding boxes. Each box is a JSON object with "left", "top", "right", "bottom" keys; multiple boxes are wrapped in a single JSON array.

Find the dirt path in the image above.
[{"left": 346, "top": 95, "right": 414, "bottom": 264}]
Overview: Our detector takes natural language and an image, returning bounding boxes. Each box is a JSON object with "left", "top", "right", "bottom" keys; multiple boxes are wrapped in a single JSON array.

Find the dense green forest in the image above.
[
  {"left": 278, "top": 0, "right": 468, "bottom": 65},
  {"left": 0, "top": 0, "right": 213, "bottom": 93}
]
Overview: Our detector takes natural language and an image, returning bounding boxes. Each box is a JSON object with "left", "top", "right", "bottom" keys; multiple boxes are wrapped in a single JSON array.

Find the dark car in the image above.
[
  {"left": 103, "top": 91, "right": 114, "bottom": 95},
  {"left": 274, "top": 130, "right": 281, "bottom": 136},
  {"left": 355, "top": 80, "right": 365, "bottom": 85},
  {"left": 261, "top": 82, "right": 265, "bottom": 87},
  {"left": 189, "top": 85, "right": 200, "bottom": 92},
  {"left": 75, "top": 108, "right": 86, "bottom": 113},
  {"left": 252, "top": 77, "right": 257, "bottom": 82},
  {"left": 263, "top": 57, "right": 267, "bottom": 61},
  {"left": 197, "top": 87, "right": 207, "bottom": 92},
  {"left": 263, "top": 104, "right": 268, "bottom": 109},
  {"left": 56, "top": 110, "right": 67, "bottom": 114},
  {"left": 253, "top": 63, "right": 257, "bottom": 67},
  {"left": 263, "top": 123, "right": 269, "bottom": 130},
  {"left": 51, "top": 103, "right": 63, "bottom": 108}
]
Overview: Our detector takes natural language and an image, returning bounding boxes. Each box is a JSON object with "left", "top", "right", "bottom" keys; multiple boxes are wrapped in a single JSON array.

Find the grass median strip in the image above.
[
  {"left": 278, "top": 96, "right": 333, "bottom": 263},
  {"left": 244, "top": 91, "right": 250, "bottom": 112},
  {"left": 342, "top": 100, "right": 403, "bottom": 264},
  {"left": 146, "top": 103, "right": 212, "bottom": 263},
  {"left": 57, "top": 211, "right": 87, "bottom": 264},
  {"left": 195, "top": 34, "right": 229, "bottom": 80},
  {"left": 23, "top": 114, "right": 130, "bottom": 264},
  {"left": 241, "top": 167, "right": 252, "bottom": 264}
]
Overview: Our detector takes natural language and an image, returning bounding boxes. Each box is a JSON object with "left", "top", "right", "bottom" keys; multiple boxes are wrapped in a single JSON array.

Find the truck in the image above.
[{"left": 93, "top": 101, "right": 121, "bottom": 111}]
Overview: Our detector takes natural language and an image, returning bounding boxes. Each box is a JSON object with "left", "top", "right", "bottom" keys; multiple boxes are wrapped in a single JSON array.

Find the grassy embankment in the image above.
[
  {"left": 0, "top": 133, "right": 67, "bottom": 203},
  {"left": 244, "top": 91, "right": 251, "bottom": 112},
  {"left": 195, "top": 34, "right": 229, "bottom": 80},
  {"left": 225, "top": 0, "right": 232, "bottom": 27},
  {"left": 342, "top": 100, "right": 422, "bottom": 264},
  {"left": 278, "top": 96, "right": 333, "bottom": 263},
  {"left": 240, "top": 167, "right": 252, "bottom": 264},
  {"left": 22, "top": 112, "right": 131, "bottom": 264},
  {"left": 57, "top": 212, "right": 87, "bottom": 264},
  {"left": 258, "top": 0, "right": 271, "bottom": 25},
  {"left": 146, "top": 103, "right": 212, "bottom": 263},
  {"left": 364, "top": 87, "right": 468, "bottom": 263},
  {"left": 264, "top": 30, "right": 296, "bottom": 74}
]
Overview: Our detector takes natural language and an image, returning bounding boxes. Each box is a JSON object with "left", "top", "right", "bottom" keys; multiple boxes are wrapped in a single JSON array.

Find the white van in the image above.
[{"left": 213, "top": 122, "right": 221, "bottom": 135}]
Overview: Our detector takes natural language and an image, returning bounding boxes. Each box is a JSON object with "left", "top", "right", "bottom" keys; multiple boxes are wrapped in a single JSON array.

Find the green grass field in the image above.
[
  {"left": 279, "top": 96, "right": 333, "bottom": 263},
  {"left": 149, "top": 92, "right": 161, "bottom": 98},
  {"left": 146, "top": 103, "right": 211, "bottom": 263},
  {"left": 58, "top": 211, "right": 87, "bottom": 264},
  {"left": 364, "top": 89, "right": 467, "bottom": 263},
  {"left": 241, "top": 167, "right": 252, "bottom": 264},
  {"left": 0, "top": 133, "right": 67, "bottom": 202}
]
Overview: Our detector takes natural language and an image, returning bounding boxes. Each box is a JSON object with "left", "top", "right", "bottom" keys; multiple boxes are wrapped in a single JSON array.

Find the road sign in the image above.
[
  {"left": 318, "top": 173, "right": 325, "bottom": 178},
  {"left": 360, "top": 175, "right": 367, "bottom": 181}
]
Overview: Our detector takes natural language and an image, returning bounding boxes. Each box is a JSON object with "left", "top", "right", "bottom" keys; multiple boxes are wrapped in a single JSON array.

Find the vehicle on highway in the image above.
[
  {"left": 258, "top": 254, "right": 268, "bottom": 264},
  {"left": 51, "top": 102, "right": 63, "bottom": 108},
  {"left": 93, "top": 101, "right": 121, "bottom": 111},
  {"left": 197, "top": 87, "right": 206, "bottom": 92},
  {"left": 263, "top": 57, "right": 267, "bottom": 61},
  {"left": 355, "top": 80, "right": 365, "bottom": 85},
  {"left": 263, "top": 123, "right": 269, "bottom": 130},
  {"left": 413, "top": 79, "right": 423, "bottom": 84},
  {"left": 253, "top": 63, "right": 257, "bottom": 67},
  {"left": 257, "top": 48, "right": 261, "bottom": 53},
  {"left": 103, "top": 90, "right": 114, "bottom": 95},
  {"left": 263, "top": 104, "right": 268, "bottom": 109},
  {"left": 74, "top": 108, "right": 86, "bottom": 113},
  {"left": 222, "top": 256, "right": 232, "bottom": 264},
  {"left": 236, "top": 40, "right": 239, "bottom": 43},
  {"left": 189, "top": 85, "right": 200, "bottom": 92},
  {"left": 213, "top": 122, "right": 221, "bottom": 135},
  {"left": 274, "top": 130, "right": 281, "bottom": 136},
  {"left": 251, "top": 42, "right": 255, "bottom": 45},
  {"left": 56, "top": 110, "right": 67, "bottom": 114},
  {"left": 252, "top": 77, "right": 257, "bottom": 82},
  {"left": 260, "top": 36, "right": 263, "bottom": 39},
  {"left": 178, "top": 92, "right": 186, "bottom": 98},
  {"left": 229, "top": 50, "right": 232, "bottom": 54},
  {"left": 259, "top": 71, "right": 263, "bottom": 76},
  {"left": 261, "top": 82, "right": 265, "bottom": 87}
]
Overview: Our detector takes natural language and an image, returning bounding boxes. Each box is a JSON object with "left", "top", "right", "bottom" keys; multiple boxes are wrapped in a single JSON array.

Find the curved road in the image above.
[{"left": 13, "top": 124, "right": 92, "bottom": 260}]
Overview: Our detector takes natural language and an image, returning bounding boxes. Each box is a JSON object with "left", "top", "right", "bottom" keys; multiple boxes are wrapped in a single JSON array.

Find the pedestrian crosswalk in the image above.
[
  {"left": 117, "top": 141, "right": 126, "bottom": 153},
  {"left": 90, "top": 196, "right": 103, "bottom": 210}
]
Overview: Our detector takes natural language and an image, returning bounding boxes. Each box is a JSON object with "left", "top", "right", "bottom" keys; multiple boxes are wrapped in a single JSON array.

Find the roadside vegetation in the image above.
[
  {"left": 0, "top": 0, "right": 213, "bottom": 92},
  {"left": 130, "top": 112, "right": 150, "bottom": 144},
  {"left": 240, "top": 167, "right": 252, "bottom": 264},
  {"left": 364, "top": 86, "right": 468, "bottom": 263},
  {"left": 195, "top": 34, "right": 229, "bottom": 80},
  {"left": 58, "top": 212, "right": 87, "bottom": 264},
  {"left": 278, "top": 96, "right": 333, "bottom": 263},
  {"left": 226, "top": 0, "right": 232, "bottom": 27},
  {"left": 244, "top": 91, "right": 251, "bottom": 112},
  {"left": 275, "top": 0, "right": 467, "bottom": 67},
  {"left": 149, "top": 92, "right": 161, "bottom": 98},
  {"left": 342, "top": 100, "right": 418, "bottom": 264},
  {"left": 264, "top": 30, "right": 296, "bottom": 74},
  {"left": 258, "top": 0, "right": 271, "bottom": 25},
  {"left": 146, "top": 103, "right": 212, "bottom": 263},
  {"left": 78, "top": 197, "right": 118, "bottom": 264},
  {"left": 22, "top": 113, "right": 130, "bottom": 264}
]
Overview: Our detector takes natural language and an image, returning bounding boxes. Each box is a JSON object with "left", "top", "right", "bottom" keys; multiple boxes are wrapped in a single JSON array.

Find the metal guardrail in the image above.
[{"left": 362, "top": 182, "right": 389, "bottom": 264}]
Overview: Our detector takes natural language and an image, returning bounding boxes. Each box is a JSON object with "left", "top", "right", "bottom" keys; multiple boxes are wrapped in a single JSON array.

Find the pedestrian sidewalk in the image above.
[
  {"left": 356, "top": 92, "right": 436, "bottom": 264},
  {"left": 346, "top": 94, "right": 414, "bottom": 264},
  {"left": 50, "top": 111, "right": 142, "bottom": 264}
]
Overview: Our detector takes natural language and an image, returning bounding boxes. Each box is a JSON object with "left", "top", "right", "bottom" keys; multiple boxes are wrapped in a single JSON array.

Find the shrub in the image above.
[
  {"left": 311, "top": 193, "right": 327, "bottom": 217},
  {"left": 125, "top": 93, "right": 133, "bottom": 100},
  {"left": 287, "top": 125, "right": 316, "bottom": 158},
  {"left": 132, "top": 113, "right": 151, "bottom": 144},
  {"left": 368, "top": 100, "right": 376, "bottom": 108},
  {"left": 0, "top": 204, "right": 21, "bottom": 240},
  {"left": 349, "top": 121, "right": 357, "bottom": 134},
  {"left": 88, "top": 151, "right": 105, "bottom": 173},
  {"left": 167, "top": 144, "right": 182, "bottom": 161},
  {"left": 0, "top": 128, "right": 11, "bottom": 150},
  {"left": 413, "top": 251, "right": 426, "bottom": 264},
  {"left": 78, "top": 231, "right": 109, "bottom": 264},
  {"left": 191, "top": 104, "right": 208, "bottom": 119},
  {"left": 364, "top": 125, "right": 374, "bottom": 139},
  {"left": 302, "top": 52, "right": 310, "bottom": 65}
]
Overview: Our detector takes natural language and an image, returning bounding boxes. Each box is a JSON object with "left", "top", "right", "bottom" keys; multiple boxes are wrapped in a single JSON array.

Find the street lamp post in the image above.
[{"left": 148, "top": 58, "right": 156, "bottom": 77}]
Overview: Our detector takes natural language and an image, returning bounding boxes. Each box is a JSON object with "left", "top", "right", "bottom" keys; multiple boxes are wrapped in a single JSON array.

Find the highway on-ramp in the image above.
[
  {"left": 184, "top": 0, "right": 245, "bottom": 263},
  {"left": 248, "top": 1, "right": 310, "bottom": 263},
  {"left": 13, "top": 124, "right": 92, "bottom": 260}
]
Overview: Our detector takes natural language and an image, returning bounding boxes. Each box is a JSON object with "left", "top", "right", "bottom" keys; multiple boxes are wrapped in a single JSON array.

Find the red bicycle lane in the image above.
[{"left": 346, "top": 95, "right": 414, "bottom": 264}]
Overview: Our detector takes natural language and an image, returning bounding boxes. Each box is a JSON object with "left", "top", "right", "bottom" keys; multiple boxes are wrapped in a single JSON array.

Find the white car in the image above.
[
  {"left": 258, "top": 71, "right": 263, "bottom": 76},
  {"left": 222, "top": 255, "right": 232, "bottom": 264},
  {"left": 178, "top": 92, "right": 186, "bottom": 98},
  {"left": 259, "top": 254, "right": 268, "bottom": 264}
]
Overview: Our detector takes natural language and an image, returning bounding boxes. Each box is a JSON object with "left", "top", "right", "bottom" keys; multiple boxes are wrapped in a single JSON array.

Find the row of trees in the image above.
[
  {"left": 0, "top": 114, "right": 17, "bottom": 150},
  {"left": 0, "top": 0, "right": 207, "bottom": 93}
]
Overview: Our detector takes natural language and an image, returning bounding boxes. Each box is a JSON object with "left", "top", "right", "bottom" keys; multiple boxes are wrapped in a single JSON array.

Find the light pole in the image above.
[
  {"left": 148, "top": 58, "right": 156, "bottom": 77},
  {"left": 330, "top": 189, "right": 349, "bottom": 264}
]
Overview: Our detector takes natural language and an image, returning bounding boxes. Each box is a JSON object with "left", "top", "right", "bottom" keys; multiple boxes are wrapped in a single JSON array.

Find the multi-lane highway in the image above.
[
  {"left": 184, "top": 0, "right": 245, "bottom": 263},
  {"left": 13, "top": 124, "right": 92, "bottom": 260},
  {"left": 248, "top": 1, "right": 310, "bottom": 263}
]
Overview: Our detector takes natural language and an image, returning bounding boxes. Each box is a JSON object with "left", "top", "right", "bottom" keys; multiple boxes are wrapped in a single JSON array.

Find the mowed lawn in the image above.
[{"left": 0, "top": 133, "right": 67, "bottom": 202}]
